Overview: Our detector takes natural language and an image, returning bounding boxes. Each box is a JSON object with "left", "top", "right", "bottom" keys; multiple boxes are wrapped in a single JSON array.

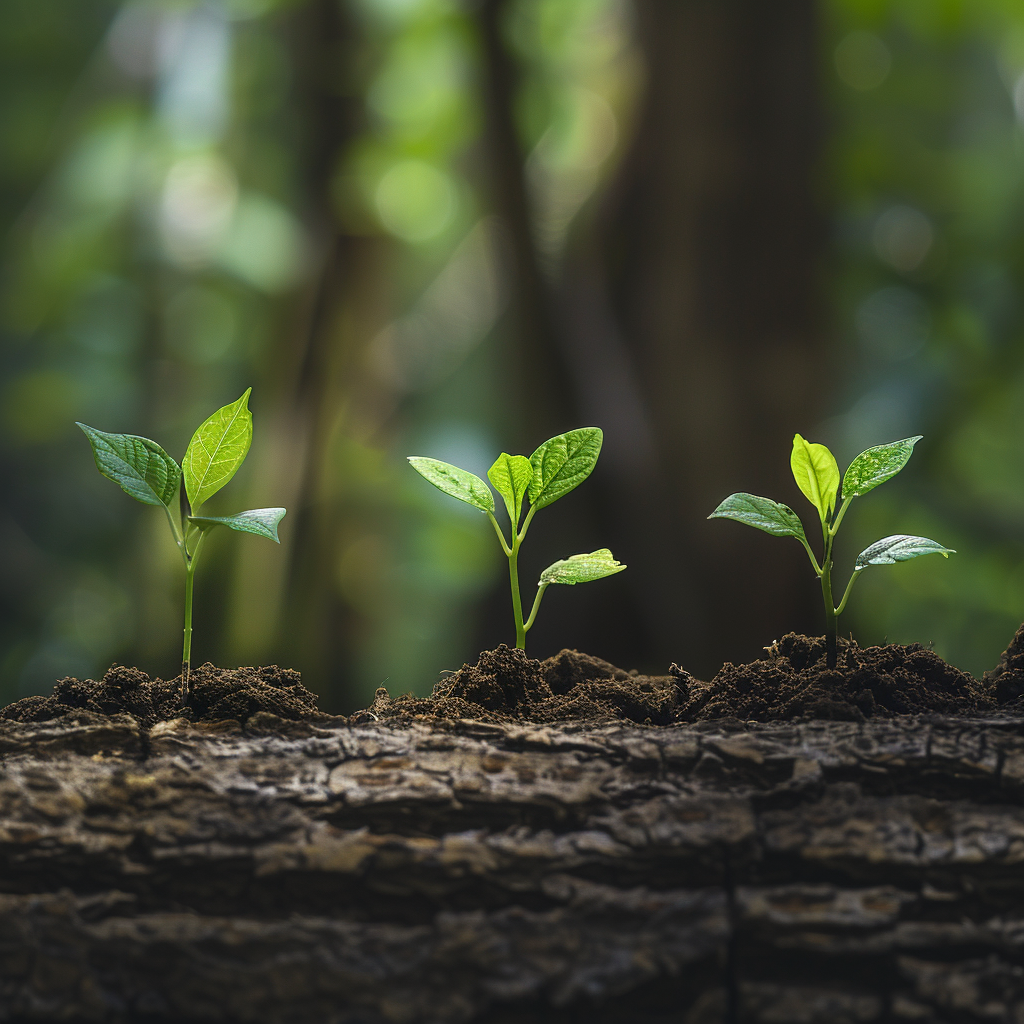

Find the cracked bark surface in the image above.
[{"left": 3, "top": 709, "right": 1024, "bottom": 1022}]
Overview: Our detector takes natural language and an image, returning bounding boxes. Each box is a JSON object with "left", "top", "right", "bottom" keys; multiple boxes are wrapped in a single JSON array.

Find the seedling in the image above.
[
  {"left": 709, "top": 434, "right": 954, "bottom": 668},
  {"left": 78, "top": 389, "right": 286, "bottom": 697},
  {"left": 409, "top": 427, "right": 625, "bottom": 651}
]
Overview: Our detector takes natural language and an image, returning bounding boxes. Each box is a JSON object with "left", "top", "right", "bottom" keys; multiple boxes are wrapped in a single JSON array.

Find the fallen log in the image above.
[{"left": 2, "top": 642, "right": 1023, "bottom": 1022}]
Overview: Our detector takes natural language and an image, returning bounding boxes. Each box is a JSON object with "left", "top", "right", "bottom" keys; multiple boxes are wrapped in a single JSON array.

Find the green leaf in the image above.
[
  {"left": 488, "top": 453, "right": 532, "bottom": 526},
  {"left": 854, "top": 534, "right": 955, "bottom": 571},
  {"left": 791, "top": 433, "right": 840, "bottom": 522},
  {"left": 183, "top": 389, "right": 253, "bottom": 512},
  {"left": 77, "top": 423, "right": 181, "bottom": 508},
  {"left": 708, "top": 492, "right": 807, "bottom": 542},
  {"left": 408, "top": 457, "right": 494, "bottom": 513},
  {"left": 539, "top": 548, "right": 626, "bottom": 586},
  {"left": 189, "top": 507, "right": 287, "bottom": 543},
  {"left": 842, "top": 436, "right": 923, "bottom": 499},
  {"left": 528, "top": 427, "right": 602, "bottom": 510}
]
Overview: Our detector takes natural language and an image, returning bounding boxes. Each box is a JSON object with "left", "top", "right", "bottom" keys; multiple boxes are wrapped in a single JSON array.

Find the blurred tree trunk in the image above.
[
  {"left": 224, "top": 0, "right": 380, "bottom": 707},
  {"left": 556, "top": 0, "right": 826, "bottom": 676}
]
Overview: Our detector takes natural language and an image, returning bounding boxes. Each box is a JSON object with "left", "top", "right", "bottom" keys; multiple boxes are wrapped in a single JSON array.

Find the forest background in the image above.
[{"left": 3, "top": 0, "right": 1024, "bottom": 712}]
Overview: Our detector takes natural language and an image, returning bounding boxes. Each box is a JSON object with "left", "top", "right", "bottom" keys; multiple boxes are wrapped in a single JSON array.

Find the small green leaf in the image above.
[
  {"left": 488, "top": 453, "right": 532, "bottom": 527},
  {"left": 855, "top": 534, "right": 955, "bottom": 571},
  {"left": 842, "top": 436, "right": 923, "bottom": 499},
  {"left": 528, "top": 427, "right": 602, "bottom": 510},
  {"left": 408, "top": 457, "right": 494, "bottom": 513},
  {"left": 183, "top": 389, "right": 253, "bottom": 512},
  {"left": 189, "top": 507, "right": 287, "bottom": 543},
  {"left": 708, "top": 492, "right": 807, "bottom": 542},
  {"left": 791, "top": 433, "right": 840, "bottom": 522},
  {"left": 77, "top": 423, "right": 181, "bottom": 508},
  {"left": 539, "top": 548, "right": 626, "bottom": 586}
]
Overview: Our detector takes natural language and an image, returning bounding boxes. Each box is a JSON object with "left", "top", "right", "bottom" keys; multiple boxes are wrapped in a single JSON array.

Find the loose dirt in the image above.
[{"left": 1, "top": 632, "right": 1013, "bottom": 729}]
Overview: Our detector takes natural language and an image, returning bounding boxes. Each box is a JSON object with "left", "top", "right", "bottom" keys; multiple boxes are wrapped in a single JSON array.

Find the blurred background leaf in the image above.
[{"left": 3, "top": 0, "right": 1024, "bottom": 710}]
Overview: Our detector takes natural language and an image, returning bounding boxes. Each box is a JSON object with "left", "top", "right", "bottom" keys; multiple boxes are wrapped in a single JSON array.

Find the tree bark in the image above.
[{"left": 3, "top": 709, "right": 1024, "bottom": 1022}]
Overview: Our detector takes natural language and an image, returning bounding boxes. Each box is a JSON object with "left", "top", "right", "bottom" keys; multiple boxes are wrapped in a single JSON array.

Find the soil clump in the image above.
[
  {"left": 362, "top": 645, "right": 682, "bottom": 726},
  {"left": 0, "top": 663, "right": 321, "bottom": 728},
  {"left": 685, "top": 633, "right": 993, "bottom": 722}
]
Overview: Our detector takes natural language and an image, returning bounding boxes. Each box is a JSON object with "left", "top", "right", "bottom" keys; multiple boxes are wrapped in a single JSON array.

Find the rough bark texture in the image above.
[{"left": 4, "top": 708, "right": 1024, "bottom": 1022}]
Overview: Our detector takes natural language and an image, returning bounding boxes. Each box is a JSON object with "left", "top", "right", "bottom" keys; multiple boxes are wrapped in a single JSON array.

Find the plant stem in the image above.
[
  {"left": 509, "top": 533, "right": 526, "bottom": 650},
  {"left": 180, "top": 529, "right": 206, "bottom": 700},
  {"left": 820, "top": 518, "right": 837, "bottom": 669},
  {"left": 524, "top": 583, "right": 548, "bottom": 633}
]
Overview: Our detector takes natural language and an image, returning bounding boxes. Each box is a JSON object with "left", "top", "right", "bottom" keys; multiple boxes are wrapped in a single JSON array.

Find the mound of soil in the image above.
[
  {"left": 0, "top": 663, "right": 322, "bottom": 728},
  {"left": 360, "top": 645, "right": 684, "bottom": 726},
  {"left": 682, "top": 633, "right": 994, "bottom": 722},
  {"left": 985, "top": 621, "right": 1024, "bottom": 705}
]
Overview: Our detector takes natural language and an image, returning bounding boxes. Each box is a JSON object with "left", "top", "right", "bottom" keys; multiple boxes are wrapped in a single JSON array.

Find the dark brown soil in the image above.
[
  {"left": 359, "top": 645, "right": 683, "bottom": 726},
  {"left": 1, "top": 632, "right": 1013, "bottom": 730},
  {"left": 684, "top": 633, "right": 994, "bottom": 722},
  {"left": 0, "top": 663, "right": 322, "bottom": 728}
]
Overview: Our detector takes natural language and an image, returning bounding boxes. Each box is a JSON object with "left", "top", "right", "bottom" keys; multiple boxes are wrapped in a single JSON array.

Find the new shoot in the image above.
[
  {"left": 409, "top": 428, "right": 625, "bottom": 652},
  {"left": 709, "top": 434, "right": 954, "bottom": 669},
  {"left": 78, "top": 389, "right": 286, "bottom": 698}
]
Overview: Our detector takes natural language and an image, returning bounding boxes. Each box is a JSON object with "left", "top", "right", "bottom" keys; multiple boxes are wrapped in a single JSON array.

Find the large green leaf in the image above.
[
  {"left": 528, "top": 427, "right": 602, "bottom": 510},
  {"left": 842, "top": 436, "right": 923, "bottom": 499},
  {"left": 855, "top": 534, "right": 955, "bottom": 571},
  {"left": 791, "top": 434, "right": 840, "bottom": 522},
  {"left": 488, "top": 453, "right": 532, "bottom": 526},
  {"left": 189, "top": 507, "right": 286, "bottom": 543},
  {"left": 77, "top": 423, "right": 180, "bottom": 508},
  {"left": 539, "top": 548, "right": 626, "bottom": 586},
  {"left": 183, "top": 389, "right": 253, "bottom": 512},
  {"left": 708, "top": 492, "right": 807, "bottom": 542},
  {"left": 408, "top": 457, "right": 494, "bottom": 513}
]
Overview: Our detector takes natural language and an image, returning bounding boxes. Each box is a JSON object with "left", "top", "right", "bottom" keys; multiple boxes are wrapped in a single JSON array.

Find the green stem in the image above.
[
  {"left": 524, "top": 583, "right": 548, "bottom": 633},
  {"left": 820, "top": 518, "right": 837, "bottom": 669},
  {"left": 834, "top": 567, "right": 863, "bottom": 618},
  {"left": 487, "top": 511, "right": 512, "bottom": 556},
  {"left": 509, "top": 540, "right": 525, "bottom": 650},
  {"left": 181, "top": 528, "right": 206, "bottom": 700}
]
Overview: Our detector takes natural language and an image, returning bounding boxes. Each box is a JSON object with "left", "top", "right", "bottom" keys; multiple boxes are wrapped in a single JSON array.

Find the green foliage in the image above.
[
  {"left": 539, "top": 549, "right": 626, "bottom": 586},
  {"left": 409, "top": 427, "right": 624, "bottom": 650},
  {"left": 709, "top": 493, "right": 807, "bottom": 541},
  {"left": 790, "top": 433, "right": 840, "bottom": 522},
  {"left": 78, "top": 391, "right": 285, "bottom": 694},
  {"left": 407, "top": 457, "right": 495, "bottom": 513},
  {"left": 488, "top": 453, "right": 532, "bottom": 527},
  {"left": 189, "top": 508, "right": 287, "bottom": 543},
  {"left": 528, "top": 427, "right": 602, "bottom": 510},
  {"left": 710, "top": 433, "right": 953, "bottom": 665},
  {"left": 183, "top": 389, "right": 254, "bottom": 513},
  {"left": 77, "top": 425, "right": 181, "bottom": 509}
]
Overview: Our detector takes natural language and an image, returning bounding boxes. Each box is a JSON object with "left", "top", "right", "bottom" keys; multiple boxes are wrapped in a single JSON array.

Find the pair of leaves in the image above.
[
  {"left": 712, "top": 435, "right": 927, "bottom": 540},
  {"left": 409, "top": 427, "right": 603, "bottom": 524},
  {"left": 78, "top": 389, "right": 284, "bottom": 543},
  {"left": 791, "top": 434, "right": 923, "bottom": 522},
  {"left": 539, "top": 549, "right": 625, "bottom": 586}
]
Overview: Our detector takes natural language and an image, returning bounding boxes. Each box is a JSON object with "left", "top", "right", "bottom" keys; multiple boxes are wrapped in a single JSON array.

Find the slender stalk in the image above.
[
  {"left": 524, "top": 582, "right": 548, "bottom": 633},
  {"left": 820, "top": 517, "right": 837, "bottom": 669},
  {"left": 509, "top": 534, "right": 525, "bottom": 649},
  {"left": 834, "top": 567, "right": 863, "bottom": 618},
  {"left": 180, "top": 528, "right": 206, "bottom": 700}
]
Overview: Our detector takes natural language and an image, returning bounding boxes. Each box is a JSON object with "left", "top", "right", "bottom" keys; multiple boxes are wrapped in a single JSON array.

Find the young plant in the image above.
[
  {"left": 709, "top": 434, "right": 954, "bottom": 668},
  {"left": 409, "top": 427, "right": 625, "bottom": 652},
  {"left": 78, "top": 389, "right": 286, "bottom": 697}
]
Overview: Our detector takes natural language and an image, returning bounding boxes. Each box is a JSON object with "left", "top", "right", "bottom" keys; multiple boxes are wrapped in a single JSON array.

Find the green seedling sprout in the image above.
[
  {"left": 77, "top": 389, "right": 286, "bottom": 698},
  {"left": 408, "top": 427, "right": 625, "bottom": 651},
  {"left": 709, "top": 434, "right": 954, "bottom": 669}
]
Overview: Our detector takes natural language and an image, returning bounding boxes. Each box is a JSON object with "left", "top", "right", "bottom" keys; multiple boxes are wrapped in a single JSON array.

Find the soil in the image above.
[
  {"left": 0, "top": 632, "right": 1009, "bottom": 729},
  {"left": 0, "top": 662, "right": 322, "bottom": 728}
]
